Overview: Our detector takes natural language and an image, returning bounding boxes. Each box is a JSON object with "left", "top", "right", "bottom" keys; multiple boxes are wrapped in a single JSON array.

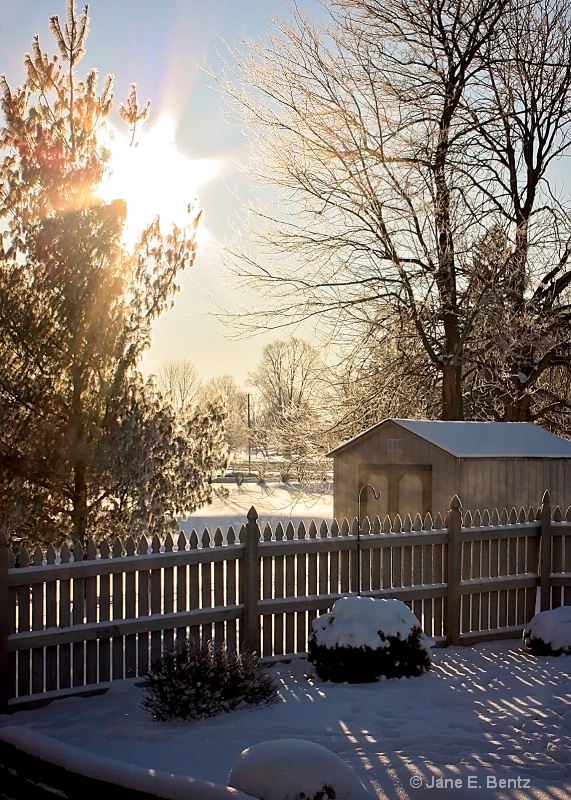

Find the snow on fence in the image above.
[{"left": 1, "top": 492, "right": 570, "bottom": 711}]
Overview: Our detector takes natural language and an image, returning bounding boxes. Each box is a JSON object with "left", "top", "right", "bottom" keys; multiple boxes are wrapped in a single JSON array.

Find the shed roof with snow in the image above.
[
  {"left": 328, "top": 419, "right": 571, "bottom": 521},
  {"left": 328, "top": 419, "right": 571, "bottom": 459}
]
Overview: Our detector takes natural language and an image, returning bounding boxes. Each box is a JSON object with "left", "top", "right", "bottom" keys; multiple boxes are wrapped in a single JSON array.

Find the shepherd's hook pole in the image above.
[{"left": 357, "top": 483, "right": 380, "bottom": 596}]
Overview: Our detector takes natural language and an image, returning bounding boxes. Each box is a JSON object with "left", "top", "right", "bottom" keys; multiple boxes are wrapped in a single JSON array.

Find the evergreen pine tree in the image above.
[{"left": 0, "top": 2, "right": 227, "bottom": 546}]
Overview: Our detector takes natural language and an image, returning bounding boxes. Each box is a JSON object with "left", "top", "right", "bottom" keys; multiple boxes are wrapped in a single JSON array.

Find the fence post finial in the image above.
[{"left": 243, "top": 508, "right": 261, "bottom": 655}]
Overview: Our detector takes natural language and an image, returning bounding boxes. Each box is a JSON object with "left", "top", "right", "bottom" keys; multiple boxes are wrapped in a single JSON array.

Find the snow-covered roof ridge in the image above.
[{"left": 328, "top": 419, "right": 571, "bottom": 458}]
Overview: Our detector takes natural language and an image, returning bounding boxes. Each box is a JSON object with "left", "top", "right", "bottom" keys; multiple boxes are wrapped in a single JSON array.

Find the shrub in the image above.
[
  {"left": 216, "top": 485, "right": 230, "bottom": 500},
  {"left": 308, "top": 630, "right": 432, "bottom": 682},
  {"left": 522, "top": 606, "right": 571, "bottom": 656},
  {"left": 141, "top": 639, "right": 278, "bottom": 720},
  {"left": 308, "top": 596, "right": 432, "bottom": 683}
]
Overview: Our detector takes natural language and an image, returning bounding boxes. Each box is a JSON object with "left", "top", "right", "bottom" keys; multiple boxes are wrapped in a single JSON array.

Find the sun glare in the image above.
[{"left": 98, "top": 114, "right": 219, "bottom": 247}]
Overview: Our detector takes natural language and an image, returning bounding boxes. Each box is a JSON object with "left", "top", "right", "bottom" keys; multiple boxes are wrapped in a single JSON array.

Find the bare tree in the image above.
[
  {"left": 248, "top": 336, "right": 326, "bottom": 418},
  {"left": 331, "top": 319, "right": 441, "bottom": 441},
  {"left": 247, "top": 336, "right": 334, "bottom": 481},
  {"left": 156, "top": 360, "right": 202, "bottom": 412},
  {"left": 203, "top": 374, "right": 250, "bottom": 453},
  {"left": 218, "top": 0, "right": 571, "bottom": 424},
  {"left": 463, "top": 0, "right": 571, "bottom": 424}
]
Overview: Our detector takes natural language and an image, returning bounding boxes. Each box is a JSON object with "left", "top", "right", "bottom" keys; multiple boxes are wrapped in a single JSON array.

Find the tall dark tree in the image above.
[
  {"left": 465, "top": 226, "right": 571, "bottom": 429},
  {"left": 0, "top": 2, "right": 227, "bottom": 545},
  {"left": 464, "top": 1, "right": 571, "bottom": 424},
  {"left": 220, "top": 0, "right": 571, "bottom": 425}
]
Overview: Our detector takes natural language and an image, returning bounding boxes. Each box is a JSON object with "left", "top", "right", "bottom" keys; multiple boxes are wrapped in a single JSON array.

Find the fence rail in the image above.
[{"left": 1, "top": 493, "right": 571, "bottom": 711}]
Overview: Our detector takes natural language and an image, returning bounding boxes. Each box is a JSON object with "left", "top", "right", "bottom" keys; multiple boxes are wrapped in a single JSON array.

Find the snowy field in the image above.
[
  {"left": 177, "top": 481, "right": 334, "bottom": 536},
  {"left": 1, "top": 484, "right": 570, "bottom": 799}
]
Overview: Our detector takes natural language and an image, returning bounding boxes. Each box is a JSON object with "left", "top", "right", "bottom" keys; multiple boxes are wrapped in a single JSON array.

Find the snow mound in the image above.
[
  {"left": 523, "top": 606, "right": 571, "bottom": 655},
  {"left": 227, "top": 738, "right": 372, "bottom": 800},
  {"left": 311, "top": 595, "right": 431, "bottom": 651}
]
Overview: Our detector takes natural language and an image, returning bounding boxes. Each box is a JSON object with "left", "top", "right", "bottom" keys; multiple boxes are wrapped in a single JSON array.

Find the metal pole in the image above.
[
  {"left": 247, "top": 393, "right": 251, "bottom": 475},
  {"left": 357, "top": 483, "right": 380, "bottom": 596}
]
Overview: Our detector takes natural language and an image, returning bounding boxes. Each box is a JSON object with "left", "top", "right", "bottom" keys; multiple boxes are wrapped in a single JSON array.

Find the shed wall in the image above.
[
  {"left": 459, "top": 458, "right": 571, "bottom": 515},
  {"left": 333, "top": 422, "right": 571, "bottom": 521},
  {"left": 333, "top": 421, "right": 458, "bottom": 520}
]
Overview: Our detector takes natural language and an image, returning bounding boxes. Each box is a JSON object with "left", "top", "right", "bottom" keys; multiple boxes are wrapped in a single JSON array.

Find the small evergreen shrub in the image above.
[
  {"left": 216, "top": 485, "right": 230, "bottom": 500},
  {"left": 522, "top": 606, "right": 571, "bottom": 656},
  {"left": 141, "top": 639, "right": 278, "bottom": 720},
  {"left": 308, "top": 628, "right": 432, "bottom": 682},
  {"left": 308, "top": 596, "right": 432, "bottom": 683},
  {"left": 304, "top": 788, "right": 336, "bottom": 800}
]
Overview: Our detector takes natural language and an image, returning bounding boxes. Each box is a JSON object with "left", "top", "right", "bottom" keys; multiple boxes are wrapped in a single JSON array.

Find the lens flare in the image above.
[{"left": 98, "top": 114, "right": 219, "bottom": 247}]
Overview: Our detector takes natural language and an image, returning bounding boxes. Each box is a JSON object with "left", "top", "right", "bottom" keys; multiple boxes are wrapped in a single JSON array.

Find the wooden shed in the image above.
[{"left": 328, "top": 419, "right": 571, "bottom": 521}]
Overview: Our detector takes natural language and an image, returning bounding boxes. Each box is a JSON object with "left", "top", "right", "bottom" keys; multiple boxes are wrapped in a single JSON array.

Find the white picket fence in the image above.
[{"left": 1, "top": 492, "right": 570, "bottom": 710}]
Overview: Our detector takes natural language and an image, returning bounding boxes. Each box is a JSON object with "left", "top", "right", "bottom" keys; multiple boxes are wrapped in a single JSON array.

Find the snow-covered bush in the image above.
[
  {"left": 523, "top": 606, "right": 571, "bottom": 656},
  {"left": 141, "top": 639, "right": 277, "bottom": 720},
  {"left": 227, "top": 738, "right": 372, "bottom": 800},
  {"left": 308, "top": 596, "right": 432, "bottom": 682}
]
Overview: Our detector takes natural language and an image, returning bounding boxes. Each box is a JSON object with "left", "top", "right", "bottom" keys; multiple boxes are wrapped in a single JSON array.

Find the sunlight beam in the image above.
[{"left": 98, "top": 114, "right": 219, "bottom": 247}]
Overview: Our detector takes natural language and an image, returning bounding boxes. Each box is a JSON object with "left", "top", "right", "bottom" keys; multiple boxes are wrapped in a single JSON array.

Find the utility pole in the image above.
[{"left": 247, "top": 393, "right": 252, "bottom": 475}]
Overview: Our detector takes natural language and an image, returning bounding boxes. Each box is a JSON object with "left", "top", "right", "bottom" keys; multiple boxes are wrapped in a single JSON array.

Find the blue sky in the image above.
[{"left": 0, "top": 0, "right": 324, "bottom": 385}]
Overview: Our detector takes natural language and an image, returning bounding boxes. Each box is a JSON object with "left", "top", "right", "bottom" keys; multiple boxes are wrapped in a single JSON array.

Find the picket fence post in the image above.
[
  {"left": 539, "top": 491, "right": 552, "bottom": 612},
  {"left": 242, "top": 507, "right": 261, "bottom": 654},
  {"left": 0, "top": 530, "right": 9, "bottom": 712},
  {"left": 446, "top": 495, "right": 462, "bottom": 646}
]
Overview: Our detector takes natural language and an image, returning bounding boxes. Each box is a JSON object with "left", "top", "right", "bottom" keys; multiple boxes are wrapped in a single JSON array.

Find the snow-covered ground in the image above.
[
  {"left": 1, "top": 642, "right": 570, "bottom": 799},
  {"left": 178, "top": 481, "right": 334, "bottom": 535},
  {"left": 1, "top": 484, "right": 570, "bottom": 799}
]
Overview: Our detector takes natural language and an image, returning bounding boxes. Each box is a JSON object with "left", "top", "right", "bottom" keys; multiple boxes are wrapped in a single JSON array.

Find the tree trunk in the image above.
[
  {"left": 502, "top": 391, "right": 533, "bottom": 421},
  {"left": 71, "top": 467, "right": 88, "bottom": 543},
  {"left": 441, "top": 362, "right": 464, "bottom": 420},
  {"left": 70, "top": 366, "right": 88, "bottom": 542},
  {"left": 434, "top": 84, "right": 464, "bottom": 422}
]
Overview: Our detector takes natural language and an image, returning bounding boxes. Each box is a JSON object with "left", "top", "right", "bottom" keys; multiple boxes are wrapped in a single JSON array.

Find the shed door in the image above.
[{"left": 360, "top": 465, "right": 432, "bottom": 520}]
